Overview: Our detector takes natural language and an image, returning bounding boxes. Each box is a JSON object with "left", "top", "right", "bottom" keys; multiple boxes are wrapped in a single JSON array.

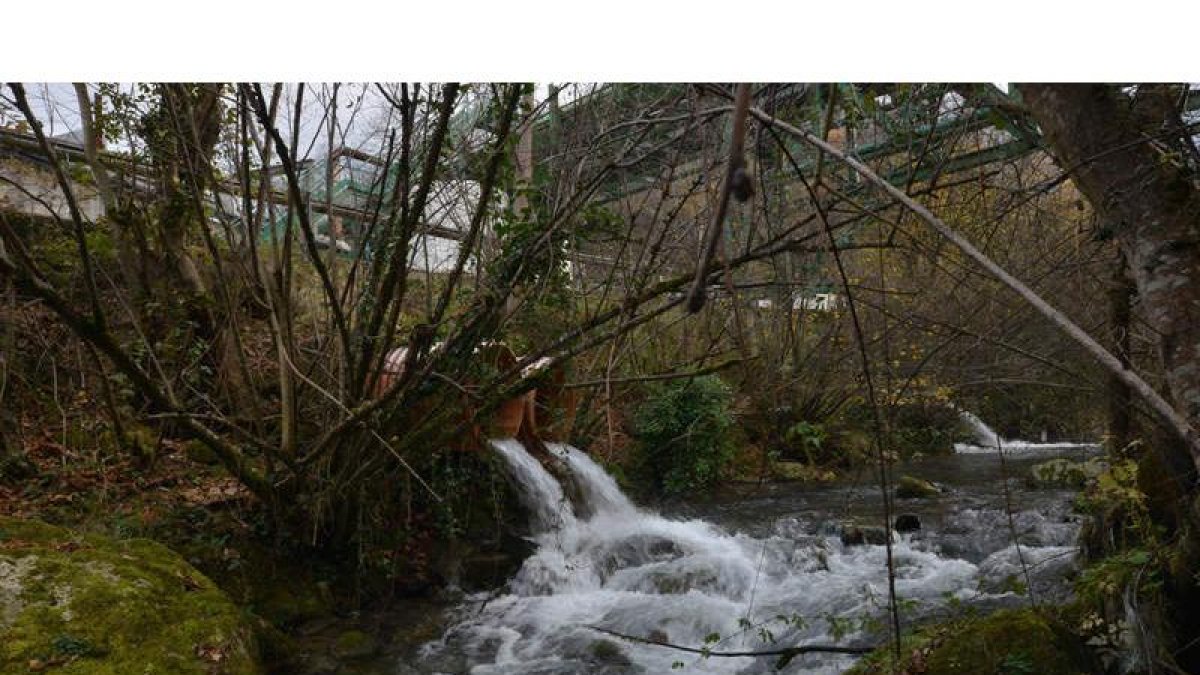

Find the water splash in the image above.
[
  {"left": 547, "top": 442, "right": 637, "bottom": 517},
  {"left": 958, "top": 410, "right": 1002, "bottom": 447},
  {"left": 953, "top": 411, "right": 1099, "bottom": 455},
  {"left": 489, "top": 439, "right": 576, "bottom": 532},
  {"left": 423, "top": 441, "right": 1083, "bottom": 674}
]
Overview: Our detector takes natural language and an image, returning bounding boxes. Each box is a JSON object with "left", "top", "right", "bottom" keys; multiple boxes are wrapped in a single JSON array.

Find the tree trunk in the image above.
[
  {"left": 1108, "top": 248, "right": 1135, "bottom": 450},
  {"left": 1019, "top": 84, "right": 1200, "bottom": 435},
  {"left": 1020, "top": 83, "right": 1200, "bottom": 674}
]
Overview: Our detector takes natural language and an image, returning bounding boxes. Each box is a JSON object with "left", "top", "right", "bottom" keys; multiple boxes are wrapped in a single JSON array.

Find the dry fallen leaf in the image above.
[{"left": 195, "top": 644, "right": 226, "bottom": 663}]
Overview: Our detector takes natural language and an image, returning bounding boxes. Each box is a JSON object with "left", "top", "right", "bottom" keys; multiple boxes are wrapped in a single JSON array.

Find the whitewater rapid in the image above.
[
  {"left": 953, "top": 410, "right": 1099, "bottom": 455},
  {"left": 418, "top": 438, "right": 1087, "bottom": 674}
]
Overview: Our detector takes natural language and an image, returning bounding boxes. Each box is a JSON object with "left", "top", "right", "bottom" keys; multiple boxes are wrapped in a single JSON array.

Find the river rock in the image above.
[
  {"left": 590, "top": 639, "right": 633, "bottom": 665},
  {"left": 771, "top": 461, "right": 835, "bottom": 482},
  {"left": 895, "top": 514, "right": 922, "bottom": 532},
  {"left": 331, "top": 629, "right": 379, "bottom": 659},
  {"left": 841, "top": 524, "right": 892, "bottom": 546},
  {"left": 850, "top": 607, "right": 1099, "bottom": 674},
  {"left": 896, "top": 475, "right": 940, "bottom": 499},
  {"left": 0, "top": 516, "right": 261, "bottom": 673},
  {"left": 841, "top": 526, "right": 866, "bottom": 546}
]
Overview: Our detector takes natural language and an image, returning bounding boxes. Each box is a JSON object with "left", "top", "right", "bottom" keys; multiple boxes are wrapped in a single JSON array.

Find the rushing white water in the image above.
[
  {"left": 489, "top": 439, "right": 577, "bottom": 532},
  {"left": 958, "top": 410, "right": 1002, "bottom": 447},
  {"left": 547, "top": 442, "right": 638, "bottom": 518},
  {"left": 953, "top": 411, "right": 1099, "bottom": 455},
  {"left": 419, "top": 441, "right": 1084, "bottom": 674}
]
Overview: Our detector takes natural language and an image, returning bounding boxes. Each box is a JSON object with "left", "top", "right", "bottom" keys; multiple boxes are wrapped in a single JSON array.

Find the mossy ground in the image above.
[
  {"left": 0, "top": 516, "right": 260, "bottom": 674},
  {"left": 848, "top": 608, "right": 1097, "bottom": 675}
]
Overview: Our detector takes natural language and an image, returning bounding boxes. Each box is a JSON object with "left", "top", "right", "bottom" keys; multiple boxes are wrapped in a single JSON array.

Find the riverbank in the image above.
[
  {"left": 416, "top": 440, "right": 1096, "bottom": 674},
  {"left": 1, "top": 424, "right": 1107, "bottom": 674}
]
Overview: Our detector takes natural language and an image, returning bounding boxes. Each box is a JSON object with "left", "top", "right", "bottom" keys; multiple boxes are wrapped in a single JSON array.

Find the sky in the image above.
[
  {"left": 6, "top": 83, "right": 400, "bottom": 160},
  {"left": 4, "top": 82, "right": 596, "bottom": 168}
]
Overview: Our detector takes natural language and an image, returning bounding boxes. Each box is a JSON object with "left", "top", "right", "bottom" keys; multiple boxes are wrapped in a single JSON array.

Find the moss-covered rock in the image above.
[
  {"left": 895, "top": 475, "right": 939, "bottom": 499},
  {"left": 848, "top": 608, "right": 1096, "bottom": 675},
  {"left": 841, "top": 524, "right": 892, "bottom": 547},
  {"left": 588, "top": 638, "right": 631, "bottom": 666},
  {"left": 771, "top": 461, "right": 836, "bottom": 482},
  {"left": 1031, "top": 457, "right": 1105, "bottom": 489},
  {"left": 0, "top": 516, "right": 261, "bottom": 674},
  {"left": 331, "top": 629, "right": 378, "bottom": 660}
]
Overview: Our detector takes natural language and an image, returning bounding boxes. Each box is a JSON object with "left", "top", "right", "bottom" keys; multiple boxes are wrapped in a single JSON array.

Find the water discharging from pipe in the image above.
[{"left": 421, "top": 438, "right": 1085, "bottom": 673}]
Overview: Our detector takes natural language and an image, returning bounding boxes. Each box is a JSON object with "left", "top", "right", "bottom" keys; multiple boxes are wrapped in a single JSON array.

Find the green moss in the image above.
[
  {"left": 589, "top": 638, "right": 631, "bottom": 665},
  {"left": 1031, "top": 458, "right": 1104, "bottom": 489},
  {"left": 0, "top": 516, "right": 261, "bottom": 674},
  {"left": 253, "top": 580, "right": 332, "bottom": 627},
  {"left": 331, "top": 630, "right": 378, "bottom": 660},
  {"left": 184, "top": 439, "right": 220, "bottom": 465},
  {"left": 771, "top": 461, "right": 837, "bottom": 482},
  {"left": 848, "top": 608, "right": 1095, "bottom": 675},
  {"left": 895, "top": 475, "right": 939, "bottom": 499}
]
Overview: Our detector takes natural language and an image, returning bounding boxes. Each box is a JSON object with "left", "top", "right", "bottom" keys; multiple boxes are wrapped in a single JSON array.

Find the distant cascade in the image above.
[
  {"left": 953, "top": 411, "right": 1099, "bottom": 454},
  {"left": 958, "top": 410, "right": 1002, "bottom": 447}
]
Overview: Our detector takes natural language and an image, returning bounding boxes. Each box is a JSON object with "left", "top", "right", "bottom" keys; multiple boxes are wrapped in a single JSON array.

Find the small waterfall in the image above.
[
  {"left": 959, "top": 410, "right": 1002, "bottom": 447},
  {"left": 425, "top": 439, "right": 1084, "bottom": 673},
  {"left": 953, "top": 411, "right": 1099, "bottom": 455},
  {"left": 547, "top": 442, "right": 637, "bottom": 517},
  {"left": 489, "top": 439, "right": 576, "bottom": 532}
]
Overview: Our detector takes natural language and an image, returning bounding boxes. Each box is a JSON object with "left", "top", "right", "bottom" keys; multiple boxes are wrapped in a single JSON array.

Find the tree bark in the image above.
[
  {"left": 1019, "top": 83, "right": 1200, "bottom": 674},
  {"left": 1108, "top": 247, "right": 1136, "bottom": 450},
  {"left": 1019, "top": 84, "right": 1200, "bottom": 433}
]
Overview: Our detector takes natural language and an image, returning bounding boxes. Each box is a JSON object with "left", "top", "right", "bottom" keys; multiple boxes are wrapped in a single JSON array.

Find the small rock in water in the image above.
[
  {"left": 590, "top": 639, "right": 632, "bottom": 665},
  {"left": 863, "top": 526, "right": 891, "bottom": 544},
  {"left": 841, "top": 524, "right": 892, "bottom": 546},
  {"left": 896, "top": 475, "right": 940, "bottom": 499},
  {"left": 841, "top": 525, "right": 865, "bottom": 546},
  {"left": 895, "top": 514, "right": 922, "bottom": 532}
]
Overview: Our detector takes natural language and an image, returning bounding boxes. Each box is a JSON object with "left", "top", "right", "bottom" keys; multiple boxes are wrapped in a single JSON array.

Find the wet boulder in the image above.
[
  {"left": 589, "top": 638, "right": 633, "bottom": 667},
  {"left": 0, "top": 516, "right": 261, "bottom": 673},
  {"left": 841, "top": 524, "right": 892, "bottom": 546},
  {"left": 895, "top": 475, "right": 940, "bottom": 499},
  {"left": 771, "top": 461, "right": 835, "bottom": 482},
  {"left": 895, "top": 514, "right": 922, "bottom": 532}
]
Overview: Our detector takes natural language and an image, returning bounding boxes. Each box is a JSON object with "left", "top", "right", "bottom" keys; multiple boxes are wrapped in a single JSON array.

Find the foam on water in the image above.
[
  {"left": 953, "top": 411, "right": 1099, "bottom": 455},
  {"left": 420, "top": 440, "right": 1083, "bottom": 674}
]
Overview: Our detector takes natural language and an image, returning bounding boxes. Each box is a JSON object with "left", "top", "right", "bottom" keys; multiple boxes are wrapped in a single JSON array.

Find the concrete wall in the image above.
[{"left": 0, "top": 156, "right": 103, "bottom": 223}]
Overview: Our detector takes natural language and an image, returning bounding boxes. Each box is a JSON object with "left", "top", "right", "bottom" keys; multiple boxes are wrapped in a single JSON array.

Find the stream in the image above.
[{"left": 415, "top": 419, "right": 1100, "bottom": 674}]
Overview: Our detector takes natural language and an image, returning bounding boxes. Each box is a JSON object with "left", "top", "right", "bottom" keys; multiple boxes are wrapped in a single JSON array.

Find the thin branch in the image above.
[
  {"left": 8, "top": 83, "right": 105, "bottom": 326},
  {"left": 687, "top": 83, "right": 752, "bottom": 313},
  {"left": 565, "top": 356, "right": 754, "bottom": 389},
  {"left": 246, "top": 83, "right": 355, "bottom": 376},
  {"left": 588, "top": 625, "right": 874, "bottom": 669},
  {"left": 748, "top": 104, "right": 1200, "bottom": 466}
]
